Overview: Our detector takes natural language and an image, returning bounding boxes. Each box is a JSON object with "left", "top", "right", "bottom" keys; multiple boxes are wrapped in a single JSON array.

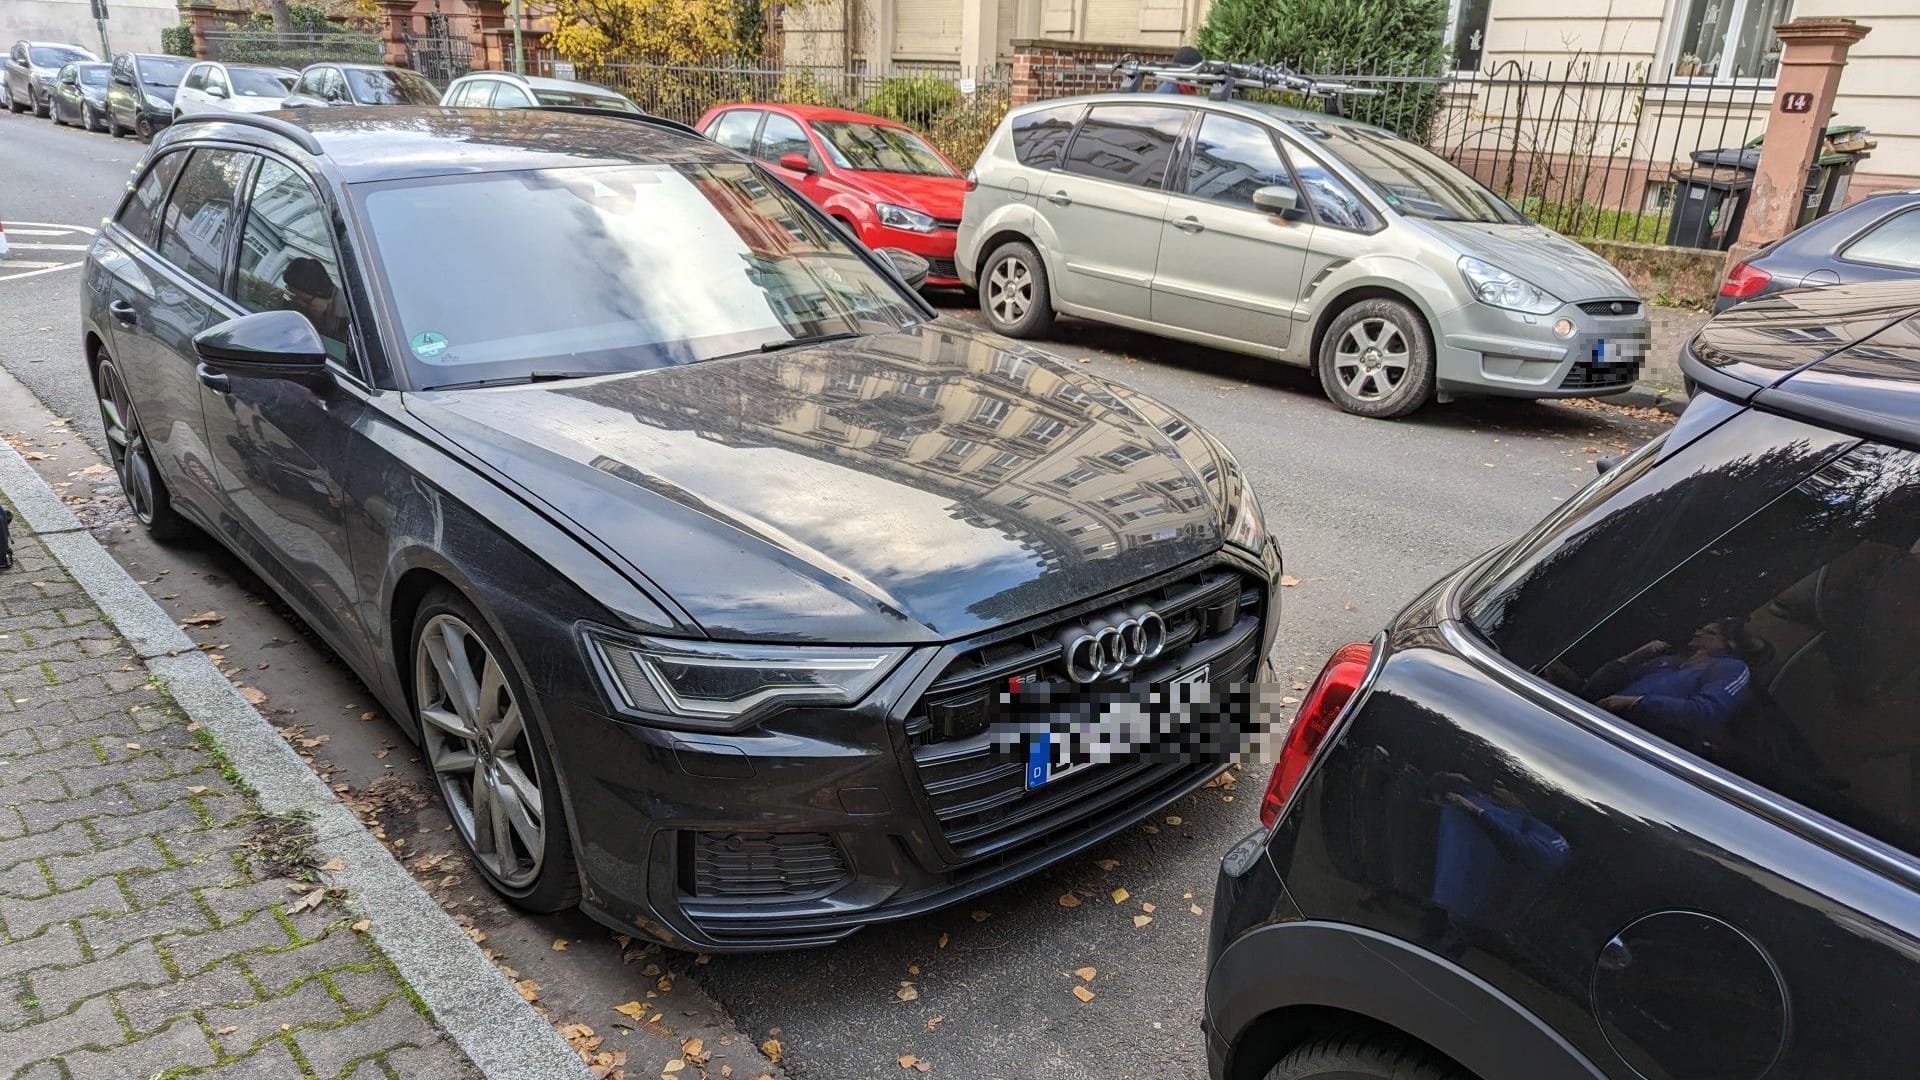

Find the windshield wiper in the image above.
[
  {"left": 528, "top": 370, "right": 607, "bottom": 382},
  {"left": 758, "top": 331, "right": 864, "bottom": 353}
]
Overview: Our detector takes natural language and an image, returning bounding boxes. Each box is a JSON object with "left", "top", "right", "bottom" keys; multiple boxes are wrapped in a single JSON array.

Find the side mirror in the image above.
[
  {"left": 1594, "top": 453, "right": 1625, "bottom": 475},
  {"left": 778, "top": 152, "right": 814, "bottom": 174},
  {"left": 876, "top": 247, "right": 930, "bottom": 291},
  {"left": 193, "top": 310, "right": 331, "bottom": 383},
  {"left": 206, "top": 84, "right": 228, "bottom": 99},
  {"left": 1252, "top": 184, "right": 1303, "bottom": 216},
  {"left": 113, "top": 72, "right": 132, "bottom": 86}
]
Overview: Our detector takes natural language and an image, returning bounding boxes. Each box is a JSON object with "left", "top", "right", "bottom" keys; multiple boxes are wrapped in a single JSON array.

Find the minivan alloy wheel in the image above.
[
  {"left": 987, "top": 255, "right": 1034, "bottom": 325},
  {"left": 1332, "top": 317, "right": 1411, "bottom": 402},
  {"left": 415, "top": 613, "right": 546, "bottom": 889}
]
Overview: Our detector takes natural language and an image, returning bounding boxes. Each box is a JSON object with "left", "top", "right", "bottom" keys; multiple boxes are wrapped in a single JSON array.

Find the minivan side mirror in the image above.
[
  {"left": 778, "top": 152, "right": 815, "bottom": 174},
  {"left": 113, "top": 72, "right": 131, "bottom": 86},
  {"left": 193, "top": 311, "right": 331, "bottom": 384},
  {"left": 1252, "top": 184, "right": 1302, "bottom": 216}
]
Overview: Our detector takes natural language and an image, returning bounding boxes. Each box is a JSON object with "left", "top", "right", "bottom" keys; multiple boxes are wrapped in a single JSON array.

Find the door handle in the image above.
[
  {"left": 1046, "top": 191, "right": 1073, "bottom": 206},
  {"left": 1174, "top": 216, "right": 1204, "bottom": 234},
  {"left": 108, "top": 299, "right": 137, "bottom": 325},
  {"left": 195, "top": 363, "right": 230, "bottom": 394}
]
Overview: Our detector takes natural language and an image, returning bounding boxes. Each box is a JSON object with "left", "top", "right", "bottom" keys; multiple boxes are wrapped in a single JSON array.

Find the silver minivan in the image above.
[{"left": 956, "top": 95, "right": 1651, "bottom": 418}]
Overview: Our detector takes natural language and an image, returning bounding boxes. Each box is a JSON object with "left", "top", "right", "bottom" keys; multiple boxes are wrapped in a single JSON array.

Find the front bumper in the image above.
[
  {"left": 559, "top": 552, "right": 1277, "bottom": 951},
  {"left": 860, "top": 222, "right": 961, "bottom": 286},
  {"left": 1435, "top": 298, "right": 1651, "bottom": 399}
]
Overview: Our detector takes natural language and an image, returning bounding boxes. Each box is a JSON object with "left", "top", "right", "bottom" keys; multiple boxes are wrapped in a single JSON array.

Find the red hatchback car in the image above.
[{"left": 695, "top": 102, "right": 968, "bottom": 287}]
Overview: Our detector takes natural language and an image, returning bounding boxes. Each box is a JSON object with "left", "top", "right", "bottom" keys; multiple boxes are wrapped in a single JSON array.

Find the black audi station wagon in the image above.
[
  {"left": 80, "top": 109, "right": 1279, "bottom": 950},
  {"left": 1204, "top": 282, "right": 1920, "bottom": 1079}
]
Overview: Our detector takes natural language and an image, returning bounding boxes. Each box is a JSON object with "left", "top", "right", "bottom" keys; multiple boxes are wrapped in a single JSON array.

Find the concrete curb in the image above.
[
  {"left": 1605, "top": 381, "right": 1689, "bottom": 416},
  {"left": 0, "top": 440, "right": 595, "bottom": 1080}
]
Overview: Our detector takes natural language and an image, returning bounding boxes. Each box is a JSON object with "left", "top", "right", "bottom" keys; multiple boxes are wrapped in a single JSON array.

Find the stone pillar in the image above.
[
  {"left": 960, "top": 0, "right": 1000, "bottom": 77},
  {"left": 468, "top": 0, "right": 508, "bottom": 70},
  {"left": 181, "top": 0, "right": 219, "bottom": 59},
  {"left": 1729, "top": 16, "right": 1871, "bottom": 264},
  {"left": 376, "top": 0, "right": 414, "bottom": 68}
]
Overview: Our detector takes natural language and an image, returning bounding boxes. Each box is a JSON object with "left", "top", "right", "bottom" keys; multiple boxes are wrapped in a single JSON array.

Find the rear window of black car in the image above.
[
  {"left": 1011, "top": 104, "right": 1083, "bottom": 170},
  {"left": 1466, "top": 413, "right": 1920, "bottom": 858}
]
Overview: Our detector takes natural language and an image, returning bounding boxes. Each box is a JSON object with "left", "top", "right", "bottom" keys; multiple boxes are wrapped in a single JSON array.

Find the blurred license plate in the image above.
[
  {"left": 1593, "top": 338, "right": 1646, "bottom": 363},
  {"left": 1025, "top": 666, "right": 1208, "bottom": 789}
]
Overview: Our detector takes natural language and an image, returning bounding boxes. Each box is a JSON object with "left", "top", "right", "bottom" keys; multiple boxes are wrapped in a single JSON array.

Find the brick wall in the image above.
[{"left": 1009, "top": 39, "right": 1178, "bottom": 106}]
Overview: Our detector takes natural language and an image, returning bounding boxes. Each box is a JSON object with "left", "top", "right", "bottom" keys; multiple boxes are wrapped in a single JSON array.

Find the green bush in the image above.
[
  {"left": 927, "top": 93, "right": 1008, "bottom": 169},
  {"left": 771, "top": 70, "right": 838, "bottom": 108},
  {"left": 160, "top": 22, "right": 197, "bottom": 58},
  {"left": 860, "top": 76, "right": 959, "bottom": 126},
  {"left": 1196, "top": 0, "right": 1448, "bottom": 139}
]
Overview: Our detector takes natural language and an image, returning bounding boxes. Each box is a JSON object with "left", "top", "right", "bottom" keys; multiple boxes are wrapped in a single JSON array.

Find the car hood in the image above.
[
  {"left": 1418, "top": 219, "right": 1637, "bottom": 302},
  {"left": 142, "top": 84, "right": 177, "bottom": 104},
  {"left": 844, "top": 172, "right": 968, "bottom": 221},
  {"left": 404, "top": 323, "right": 1228, "bottom": 643}
]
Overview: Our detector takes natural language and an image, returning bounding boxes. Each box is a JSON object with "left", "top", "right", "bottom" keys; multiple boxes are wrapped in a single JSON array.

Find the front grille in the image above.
[
  {"left": 690, "top": 831, "right": 851, "bottom": 899},
  {"left": 908, "top": 567, "right": 1263, "bottom": 861},
  {"left": 1561, "top": 358, "right": 1640, "bottom": 390},
  {"left": 1578, "top": 299, "right": 1642, "bottom": 317},
  {"left": 925, "top": 257, "right": 959, "bottom": 280}
]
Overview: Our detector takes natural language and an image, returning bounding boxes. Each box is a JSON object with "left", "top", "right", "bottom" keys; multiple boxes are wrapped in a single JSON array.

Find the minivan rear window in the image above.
[
  {"left": 1061, "top": 105, "right": 1187, "bottom": 190},
  {"left": 1011, "top": 104, "right": 1083, "bottom": 170}
]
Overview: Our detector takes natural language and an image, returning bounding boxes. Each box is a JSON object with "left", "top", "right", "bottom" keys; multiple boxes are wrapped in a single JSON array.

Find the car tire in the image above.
[
  {"left": 135, "top": 113, "right": 154, "bottom": 142},
  {"left": 106, "top": 108, "right": 124, "bottom": 137},
  {"left": 32, "top": 89, "right": 49, "bottom": 118},
  {"left": 412, "top": 588, "right": 580, "bottom": 914},
  {"left": 94, "top": 355, "right": 192, "bottom": 542},
  {"left": 1262, "top": 1032, "right": 1467, "bottom": 1080},
  {"left": 1316, "top": 297, "right": 1436, "bottom": 419},
  {"left": 5, "top": 85, "right": 22, "bottom": 113},
  {"left": 979, "top": 240, "right": 1055, "bottom": 339}
]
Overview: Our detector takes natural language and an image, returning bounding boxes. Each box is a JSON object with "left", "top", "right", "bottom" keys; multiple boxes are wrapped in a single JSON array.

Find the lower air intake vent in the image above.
[{"left": 690, "top": 832, "right": 851, "bottom": 899}]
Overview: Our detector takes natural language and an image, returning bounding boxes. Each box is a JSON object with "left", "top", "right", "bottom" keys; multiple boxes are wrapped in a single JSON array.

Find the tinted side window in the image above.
[
  {"left": 115, "top": 150, "right": 188, "bottom": 247},
  {"left": 321, "top": 69, "right": 346, "bottom": 100},
  {"left": 708, "top": 109, "right": 760, "bottom": 152},
  {"left": 757, "top": 113, "right": 811, "bottom": 164},
  {"left": 183, "top": 65, "right": 205, "bottom": 90},
  {"left": 1288, "top": 145, "right": 1381, "bottom": 231},
  {"left": 1062, "top": 105, "right": 1186, "bottom": 190},
  {"left": 1185, "top": 114, "right": 1291, "bottom": 206},
  {"left": 491, "top": 82, "right": 532, "bottom": 107},
  {"left": 1844, "top": 208, "right": 1920, "bottom": 271},
  {"left": 157, "top": 149, "right": 252, "bottom": 291},
  {"left": 295, "top": 69, "right": 322, "bottom": 96},
  {"left": 236, "top": 160, "right": 351, "bottom": 361},
  {"left": 1011, "top": 104, "right": 1083, "bottom": 170}
]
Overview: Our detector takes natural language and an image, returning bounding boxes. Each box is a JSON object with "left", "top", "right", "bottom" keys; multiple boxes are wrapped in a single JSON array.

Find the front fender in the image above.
[
  {"left": 1306, "top": 254, "right": 1462, "bottom": 346},
  {"left": 1207, "top": 920, "right": 1606, "bottom": 1080},
  {"left": 955, "top": 200, "right": 1043, "bottom": 288}
]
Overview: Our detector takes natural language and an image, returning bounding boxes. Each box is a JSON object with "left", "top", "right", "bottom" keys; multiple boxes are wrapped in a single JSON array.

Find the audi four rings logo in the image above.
[{"left": 1058, "top": 608, "right": 1168, "bottom": 684}]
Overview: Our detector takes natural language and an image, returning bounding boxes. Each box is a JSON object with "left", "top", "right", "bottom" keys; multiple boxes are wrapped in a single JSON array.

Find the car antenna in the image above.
[{"left": 1103, "top": 56, "right": 1380, "bottom": 116}]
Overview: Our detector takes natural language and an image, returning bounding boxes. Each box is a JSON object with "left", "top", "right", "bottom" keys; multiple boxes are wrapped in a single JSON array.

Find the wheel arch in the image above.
[
  {"left": 1209, "top": 921, "right": 1607, "bottom": 1080},
  {"left": 1308, "top": 283, "right": 1440, "bottom": 372}
]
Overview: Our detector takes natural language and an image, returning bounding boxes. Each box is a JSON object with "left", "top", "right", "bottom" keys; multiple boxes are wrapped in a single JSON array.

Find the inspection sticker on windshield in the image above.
[{"left": 410, "top": 331, "right": 449, "bottom": 359}]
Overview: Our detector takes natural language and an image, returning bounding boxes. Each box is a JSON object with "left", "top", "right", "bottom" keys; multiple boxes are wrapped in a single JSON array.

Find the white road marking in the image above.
[
  {"left": 0, "top": 222, "right": 96, "bottom": 283},
  {"left": 6, "top": 221, "right": 98, "bottom": 234},
  {"left": 0, "top": 261, "right": 84, "bottom": 283},
  {"left": 11, "top": 243, "right": 92, "bottom": 251}
]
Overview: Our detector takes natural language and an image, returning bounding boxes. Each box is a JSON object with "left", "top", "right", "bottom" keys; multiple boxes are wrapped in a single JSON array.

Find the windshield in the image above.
[
  {"left": 31, "top": 46, "right": 89, "bottom": 68},
  {"left": 138, "top": 56, "right": 189, "bottom": 87},
  {"left": 231, "top": 68, "right": 291, "bottom": 97},
  {"left": 534, "top": 88, "right": 640, "bottom": 112},
  {"left": 78, "top": 64, "right": 108, "bottom": 86},
  {"left": 355, "top": 162, "right": 922, "bottom": 389},
  {"left": 1290, "top": 121, "right": 1521, "bottom": 224},
  {"left": 810, "top": 121, "right": 957, "bottom": 177},
  {"left": 346, "top": 67, "right": 438, "bottom": 105}
]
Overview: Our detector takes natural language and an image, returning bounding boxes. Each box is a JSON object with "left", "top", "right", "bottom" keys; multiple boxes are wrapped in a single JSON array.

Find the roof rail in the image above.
[
  {"left": 528, "top": 105, "right": 702, "bottom": 139},
  {"left": 1101, "top": 56, "right": 1381, "bottom": 115},
  {"left": 167, "top": 111, "right": 324, "bottom": 154}
]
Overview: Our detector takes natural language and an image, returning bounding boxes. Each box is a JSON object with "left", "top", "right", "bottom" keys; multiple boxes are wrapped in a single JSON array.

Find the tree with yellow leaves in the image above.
[{"left": 547, "top": 0, "right": 743, "bottom": 63}]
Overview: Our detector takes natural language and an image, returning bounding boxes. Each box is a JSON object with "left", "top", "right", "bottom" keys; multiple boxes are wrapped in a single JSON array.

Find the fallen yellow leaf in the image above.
[
  {"left": 937, "top": 932, "right": 949, "bottom": 949},
  {"left": 552, "top": 938, "right": 568, "bottom": 952},
  {"left": 681, "top": 1037, "right": 708, "bottom": 1063},
  {"left": 1074, "top": 966, "right": 1096, "bottom": 981},
  {"left": 514, "top": 979, "right": 540, "bottom": 1002},
  {"left": 1072, "top": 986, "right": 1096, "bottom": 1003},
  {"left": 907, "top": 964, "right": 921, "bottom": 976},
  {"left": 1057, "top": 893, "right": 1080, "bottom": 908},
  {"left": 614, "top": 1001, "right": 649, "bottom": 1021},
  {"left": 896, "top": 983, "right": 920, "bottom": 1002},
  {"left": 1133, "top": 915, "right": 1153, "bottom": 928},
  {"left": 761, "top": 1039, "right": 783, "bottom": 1064},
  {"left": 664, "top": 1060, "right": 686, "bottom": 1074},
  {"left": 1190, "top": 904, "right": 1204, "bottom": 916},
  {"left": 351, "top": 919, "right": 371, "bottom": 933},
  {"left": 1096, "top": 859, "right": 1120, "bottom": 871},
  {"left": 1165, "top": 816, "right": 1183, "bottom": 826},
  {"left": 1141, "top": 902, "right": 1157, "bottom": 914},
  {"left": 970, "top": 910, "right": 990, "bottom": 923},
  {"left": 182, "top": 610, "right": 225, "bottom": 626},
  {"left": 1110, "top": 888, "right": 1130, "bottom": 904},
  {"left": 1279, "top": 574, "right": 1301, "bottom": 587}
]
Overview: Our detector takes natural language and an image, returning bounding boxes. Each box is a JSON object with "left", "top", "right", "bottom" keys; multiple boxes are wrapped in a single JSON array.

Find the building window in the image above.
[
  {"left": 1023, "top": 416, "right": 1067, "bottom": 445},
  {"left": 1448, "top": 0, "right": 1491, "bottom": 71},
  {"left": 1669, "top": 0, "right": 1792, "bottom": 80},
  {"left": 970, "top": 397, "right": 1010, "bottom": 428}
]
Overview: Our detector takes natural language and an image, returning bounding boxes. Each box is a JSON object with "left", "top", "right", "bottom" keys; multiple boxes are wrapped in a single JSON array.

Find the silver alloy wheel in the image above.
[
  {"left": 986, "top": 253, "right": 1034, "bottom": 326},
  {"left": 1332, "top": 317, "right": 1412, "bottom": 402},
  {"left": 94, "top": 361, "right": 157, "bottom": 524},
  {"left": 414, "top": 613, "right": 545, "bottom": 889}
]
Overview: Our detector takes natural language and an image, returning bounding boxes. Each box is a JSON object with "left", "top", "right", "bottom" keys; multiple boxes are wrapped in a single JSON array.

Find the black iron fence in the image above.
[
  {"left": 529, "top": 54, "right": 1012, "bottom": 167},
  {"left": 200, "top": 28, "right": 382, "bottom": 70},
  {"left": 405, "top": 11, "right": 474, "bottom": 88}
]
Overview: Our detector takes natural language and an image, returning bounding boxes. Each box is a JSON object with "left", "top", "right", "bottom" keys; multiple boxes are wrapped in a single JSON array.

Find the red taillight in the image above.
[
  {"left": 1719, "top": 261, "right": 1771, "bottom": 300},
  {"left": 1260, "top": 641, "right": 1374, "bottom": 829}
]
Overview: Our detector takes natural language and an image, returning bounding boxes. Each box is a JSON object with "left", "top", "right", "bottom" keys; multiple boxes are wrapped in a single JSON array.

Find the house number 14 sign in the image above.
[{"left": 1780, "top": 91, "right": 1814, "bottom": 113}]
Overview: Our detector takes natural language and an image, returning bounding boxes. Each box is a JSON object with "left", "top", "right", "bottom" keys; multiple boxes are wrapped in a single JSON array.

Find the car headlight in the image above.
[
  {"left": 1458, "top": 256, "right": 1561, "bottom": 315},
  {"left": 584, "top": 630, "right": 908, "bottom": 730},
  {"left": 875, "top": 203, "right": 938, "bottom": 233},
  {"left": 1199, "top": 433, "right": 1267, "bottom": 556}
]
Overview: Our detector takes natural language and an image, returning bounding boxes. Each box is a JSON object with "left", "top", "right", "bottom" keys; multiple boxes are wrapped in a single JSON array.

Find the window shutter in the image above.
[
  {"left": 1139, "top": 0, "right": 1184, "bottom": 33},
  {"left": 1041, "top": 0, "right": 1074, "bottom": 35}
]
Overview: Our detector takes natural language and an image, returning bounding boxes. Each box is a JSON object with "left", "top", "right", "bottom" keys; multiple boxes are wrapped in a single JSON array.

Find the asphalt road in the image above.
[{"left": 0, "top": 107, "right": 1671, "bottom": 1080}]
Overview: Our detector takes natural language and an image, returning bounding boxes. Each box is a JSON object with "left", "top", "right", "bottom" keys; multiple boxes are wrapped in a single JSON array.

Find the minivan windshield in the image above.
[
  {"left": 137, "top": 55, "right": 189, "bottom": 87},
  {"left": 1289, "top": 120, "right": 1522, "bottom": 225},
  {"left": 811, "top": 121, "right": 958, "bottom": 177},
  {"left": 356, "top": 162, "right": 921, "bottom": 389}
]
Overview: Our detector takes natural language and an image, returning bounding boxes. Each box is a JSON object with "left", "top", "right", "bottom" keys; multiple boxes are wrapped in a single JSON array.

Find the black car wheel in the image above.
[
  {"left": 979, "top": 240, "right": 1055, "bottom": 339},
  {"left": 412, "top": 589, "right": 579, "bottom": 913},
  {"left": 1263, "top": 1033, "right": 1466, "bottom": 1080},
  {"left": 1316, "top": 298, "right": 1436, "bottom": 419},
  {"left": 5, "top": 83, "right": 22, "bottom": 113},
  {"left": 135, "top": 113, "right": 154, "bottom": 142},
  {"left": 31, "top": 87, "right": 49, "bottom": 118},
  {"left": 84, "top": 104, "right": 101, "bottom": 131},
  {"left": 95, "top": 356, "right": 190, "bottom": 541}
]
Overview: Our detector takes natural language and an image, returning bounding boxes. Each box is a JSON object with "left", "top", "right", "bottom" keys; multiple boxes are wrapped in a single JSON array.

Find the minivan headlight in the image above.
[
  {"left": 1458, "top": 256, "right": 1561, "bottom": 315},
  {"left": 876, "top": 203, "right": 938, "bottom": 233},
  {"left": 584, "top": 631, "right": 908, "bottom": 729}
]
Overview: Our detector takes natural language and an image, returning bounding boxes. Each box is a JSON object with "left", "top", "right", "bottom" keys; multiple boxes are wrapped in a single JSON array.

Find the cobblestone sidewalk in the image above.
[{"left": 0, "top": 516, "right": 477, "bottom": 1080}]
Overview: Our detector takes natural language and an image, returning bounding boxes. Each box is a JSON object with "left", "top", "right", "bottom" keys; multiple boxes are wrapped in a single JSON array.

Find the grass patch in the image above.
[
  {"left": 1521, "top": 197, "right": 1675, "bottom": 245},
  {"left": 241, "top": 809, "right": 320, "bottom": 882}
]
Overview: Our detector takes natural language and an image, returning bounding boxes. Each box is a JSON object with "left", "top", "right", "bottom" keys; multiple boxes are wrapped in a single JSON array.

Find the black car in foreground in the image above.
[
  {"left": 82, "top": 108, "right": 1278, "bottom": 950},
  {"left": 1206, "top": 281, "right": 1920, "bottom": 1079}
]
